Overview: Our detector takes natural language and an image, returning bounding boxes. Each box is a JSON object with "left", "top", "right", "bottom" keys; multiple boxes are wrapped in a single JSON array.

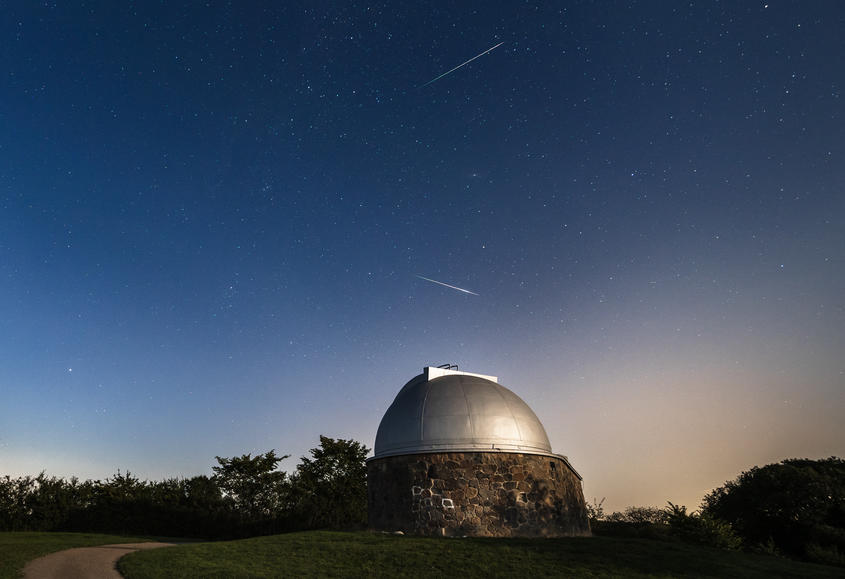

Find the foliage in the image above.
[
  {"left": 0, "top": 436, "right": 369, "bottom": 539},
  {"left": 212, "top": 450, "right": 289, "bottom": 518},
  {"left": 0, "top": 473, "right": 96, "bottom": 533},
  {"left": 606, "top": 505, "right": 668, "bottom": 525},
  {"left": 118, "top": 530, "right": 845, "bottom": 579},
  {"left": 701, "top": 457, "right": 845, "bottom": 565},
  {"left": 664, "top": 502, "right": 742, "bottom": 550},
  {"left": 287, "top": 436, "right": 369, "bottom": 529},
  {"left": 590, "top": 502, "right": 740, "bottom": 549},
  {"left": 589, "top": 502, "right": 673, "bottom": 541},
  {"left": 585, "top": 497, "right": 605, "bottom": 524},
  {"left": 0, "top": 471, "right": 235, "bottom": 538}
]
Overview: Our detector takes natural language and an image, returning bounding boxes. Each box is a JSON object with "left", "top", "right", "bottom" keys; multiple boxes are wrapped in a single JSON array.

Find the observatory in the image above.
[{"left": 367, "top": 366, "right": 590, "bottom": 537}]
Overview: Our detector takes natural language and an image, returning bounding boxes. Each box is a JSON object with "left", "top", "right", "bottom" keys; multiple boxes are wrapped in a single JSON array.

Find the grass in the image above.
[
  {"left": 119, "top": 530, "right": 845, "bottom": 578},
  {"left": 0, "top": 532, "right": 152, "bottom": 579}
]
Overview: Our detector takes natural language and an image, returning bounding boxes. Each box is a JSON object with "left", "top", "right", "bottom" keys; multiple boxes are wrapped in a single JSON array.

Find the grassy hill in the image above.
[{"left": 118, "top": 530, "right": 845, "bottom": 578}]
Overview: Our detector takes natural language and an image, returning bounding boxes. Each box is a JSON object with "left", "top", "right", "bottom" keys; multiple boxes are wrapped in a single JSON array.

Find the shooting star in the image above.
[
  {"left": 419, "top": 41, "right": 504, "bottom": 88},
  {"left": 415, "top": 274, "right": 479, "bottom": 296}
]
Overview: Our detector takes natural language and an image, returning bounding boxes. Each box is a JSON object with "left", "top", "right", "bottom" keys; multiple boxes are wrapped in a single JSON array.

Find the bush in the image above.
[
  {"left": 702, "top": 457, "right": 845, "bottom": 565},
  {"left": 606, "top": 505, "right": 668, "bottom": 525},
  {"left": 591, "top": 504, "right": 671, "bottom": 541},
  {"left": 665, "top": 502, "right": 742, "bottom": 550},
  {"left": 590, "top": 502, "right": 741, "bottom": 550},
  {"left": 585, "top": 497, "right": 605, "bottom": 525}
]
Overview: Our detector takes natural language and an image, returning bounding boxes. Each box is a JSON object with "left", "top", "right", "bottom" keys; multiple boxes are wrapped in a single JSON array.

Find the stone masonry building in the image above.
[{"left": 367, "top": 366, "right": 590, "bottom": 537}]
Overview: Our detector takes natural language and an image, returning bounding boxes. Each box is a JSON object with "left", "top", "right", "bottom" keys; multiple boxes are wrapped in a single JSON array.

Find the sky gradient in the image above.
[{"left": 2, "top": 1, "right": 843, "bottom": 512}]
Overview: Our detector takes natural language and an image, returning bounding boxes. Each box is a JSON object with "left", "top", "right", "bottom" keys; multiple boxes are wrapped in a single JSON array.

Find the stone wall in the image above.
[{"left": 367, "top": 452, "right": 590, "bottom": 537}]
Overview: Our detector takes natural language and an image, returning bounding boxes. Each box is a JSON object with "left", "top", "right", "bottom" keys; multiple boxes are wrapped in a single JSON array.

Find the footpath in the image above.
[{"left": 22, "top": 542, "right": 177, "bottom": 579}]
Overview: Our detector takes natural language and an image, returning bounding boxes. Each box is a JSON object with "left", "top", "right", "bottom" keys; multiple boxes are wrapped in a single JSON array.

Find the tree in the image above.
[
  {"left": 287, "top": 436, "right": 369, "bottom": 529},
  {"left": 212, "top": 450, "right": 289, "bottom": 518},
  {"left": 585, "top": 497, "right": 606, "bottom": 524},
  {"left": 183, "top": 475, "right": 225, "bottom": 511},
  {"left": 0, "top": 475, "right": 37, "bottom": 531},
  {"left": 702, "top": 457, "right": 845, "bottom": 564}
]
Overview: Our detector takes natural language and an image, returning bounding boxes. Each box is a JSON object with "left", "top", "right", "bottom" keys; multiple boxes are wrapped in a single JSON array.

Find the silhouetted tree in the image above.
[
  {"left": 0, "top": 474, "right": 37, "bottom": 531},
  {"left": 702, "top": 457, "right": 845, "bottom": 565},
  {"left": 287, "top": 436, "right": 369, "bottom": 529},
  {"left": 183, "top": 474, "right": 225, "bottom": 510},
  {"left": 212, "top": 450, "right": 289, "bottom": 518}
]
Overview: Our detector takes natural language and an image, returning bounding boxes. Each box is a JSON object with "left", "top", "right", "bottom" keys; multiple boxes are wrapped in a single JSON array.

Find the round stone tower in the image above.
[{"left": 367, "top": 366, "right": 590, "bottom": 537}]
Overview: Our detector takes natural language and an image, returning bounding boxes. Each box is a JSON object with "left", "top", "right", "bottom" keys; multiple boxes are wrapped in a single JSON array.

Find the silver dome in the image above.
[{"left": 374, "top": 367, "right": 553, "bottom": 458}]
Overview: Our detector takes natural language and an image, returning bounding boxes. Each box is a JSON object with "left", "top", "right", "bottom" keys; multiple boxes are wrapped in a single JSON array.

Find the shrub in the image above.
[
  {"left": 591, "top": 502, "right": 741, "bottom": 550},
  {"left": 665, "top": 502, "right": 742, "bottom": 550},
  {"left": 606, "top": 505, "right": 668, "bottom": 525},
  {"left": 585, "top": 497, "right": 605, "bottom": 525},
  {"left": 702, "top": 457, "right": 845, "bottom": 565}
]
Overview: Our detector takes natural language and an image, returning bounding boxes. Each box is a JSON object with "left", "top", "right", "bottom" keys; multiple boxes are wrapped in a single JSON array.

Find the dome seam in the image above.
[
  {"left": 418, "top": 380, "right": 430, "bottom": 442},
  {"left": 461, "top": 378, "right": 475, "bottom": 442}
]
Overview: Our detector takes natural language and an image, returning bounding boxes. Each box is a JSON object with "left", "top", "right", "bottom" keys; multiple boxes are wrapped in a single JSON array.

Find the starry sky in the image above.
[{"left": 1, "top": 2, "right": 843, "bottom": 513}]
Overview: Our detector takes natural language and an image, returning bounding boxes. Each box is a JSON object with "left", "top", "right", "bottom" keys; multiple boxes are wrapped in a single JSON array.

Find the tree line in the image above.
[
  {"left": 3, "top": 441, "right": 842, "bottom": 566},
  {"left": 0, "top": 435, "right": 367, "bottom": 539},
  {"left": 588, "top": 457, "right": 845, "bottom": 567}
]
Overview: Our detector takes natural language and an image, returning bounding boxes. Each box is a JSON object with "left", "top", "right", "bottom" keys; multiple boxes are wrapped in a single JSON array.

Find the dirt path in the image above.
[{"left": 22, "top": 542, "right": 177, "bottom": 579}]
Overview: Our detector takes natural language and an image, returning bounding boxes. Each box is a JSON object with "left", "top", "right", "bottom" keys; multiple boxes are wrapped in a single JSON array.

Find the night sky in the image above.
[{"left": 2, "top": 2, "right": 843, "bottom": 512}]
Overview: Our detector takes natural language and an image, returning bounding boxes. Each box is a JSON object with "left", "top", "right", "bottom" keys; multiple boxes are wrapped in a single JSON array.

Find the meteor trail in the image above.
[
  {"left": 415, "top": 274, "right": 479, "bottom": 296},
  {"left": 419, "top": 42, "right": 504, "bottom": 88}
]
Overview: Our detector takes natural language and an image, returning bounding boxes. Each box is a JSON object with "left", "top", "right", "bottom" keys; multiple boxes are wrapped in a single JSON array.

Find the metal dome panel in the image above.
[{"left": 374, "top": 368, "right": 553, "bottom": 458}]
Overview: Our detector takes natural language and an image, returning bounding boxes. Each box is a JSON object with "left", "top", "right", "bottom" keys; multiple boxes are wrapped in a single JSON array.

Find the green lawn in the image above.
[
  {"left": 119, "top": 531, "right": 845, "bottom": 579},
  {"left": 0, "top": 532, "right": 152, "bottom": 579}
]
